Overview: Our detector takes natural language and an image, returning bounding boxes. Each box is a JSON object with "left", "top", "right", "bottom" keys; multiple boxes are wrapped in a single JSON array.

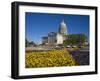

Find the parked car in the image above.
[
  {"left": 72, "top": 46, "right": 77, "bottom": 48},
  {"left": 66, "top": 45, "right": 71, "bottom": 48}
]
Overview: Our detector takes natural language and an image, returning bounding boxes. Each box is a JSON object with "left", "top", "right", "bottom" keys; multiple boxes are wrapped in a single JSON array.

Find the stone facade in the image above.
[
  {"left": 42, "top": 19, "right": 67, "bottom": 45},
  {"left": 42, "top": 37, "right": 48, "bottom": 45},
  {"left": 48, "top": 32, "right": 57, "bottom": 45}
]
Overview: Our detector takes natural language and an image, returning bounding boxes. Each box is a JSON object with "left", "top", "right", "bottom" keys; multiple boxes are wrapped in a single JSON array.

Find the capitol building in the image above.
[{"left": 42, "top": 20, "right": 67, "bottom": 45}]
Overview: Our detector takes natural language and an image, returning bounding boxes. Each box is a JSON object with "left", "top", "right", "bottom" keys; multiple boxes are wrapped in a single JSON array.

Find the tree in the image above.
[
  {"left": 63, "top": 34, "right": 87, "bottom": 47},
  {"left": 29, "top": 41, "right": 37, "bottom": 46},
  {"left": 25, "top": 38, "right": 29, "bottom": 47},
  {"left": 25, "top": 38, "right": 37, "bottom": 47}
]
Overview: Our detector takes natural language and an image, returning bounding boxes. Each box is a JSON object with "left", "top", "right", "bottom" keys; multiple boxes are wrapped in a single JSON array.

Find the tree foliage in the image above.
[
  {"left": 63, "top": 34, "right": 87, "bottom": 46},
  {"left": 25, "top": 38, "right": 37, "bottom": 47},
  {"left": 25, "top": 38, "right": 29, "bottom": 47}
]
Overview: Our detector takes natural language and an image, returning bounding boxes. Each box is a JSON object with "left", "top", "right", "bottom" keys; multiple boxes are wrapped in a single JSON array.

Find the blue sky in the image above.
[{"left": 25, "top": 12, "right": 89, "bottom": 44}]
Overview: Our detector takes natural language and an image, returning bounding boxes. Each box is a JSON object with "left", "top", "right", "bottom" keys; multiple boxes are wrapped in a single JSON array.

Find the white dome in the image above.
[
  {"left": 59, "top": 20, "right": 67, "bottom": 34},
  {"left": 60, "top": 20, "right": 66, "bottom": 27}
]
